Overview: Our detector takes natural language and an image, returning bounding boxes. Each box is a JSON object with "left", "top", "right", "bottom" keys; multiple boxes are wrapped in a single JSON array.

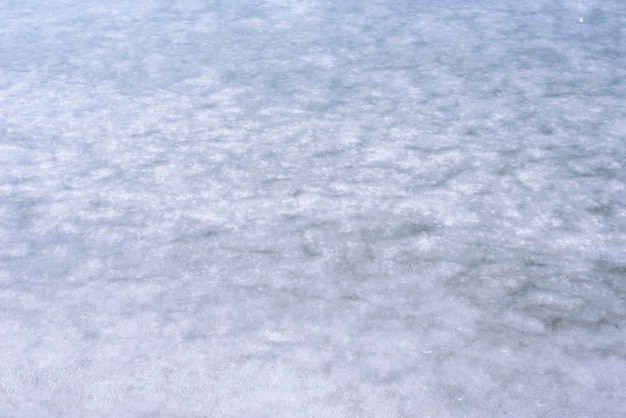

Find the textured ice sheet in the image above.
[{"left": 1, "top": 0, "right": 625, "bottom": 416}]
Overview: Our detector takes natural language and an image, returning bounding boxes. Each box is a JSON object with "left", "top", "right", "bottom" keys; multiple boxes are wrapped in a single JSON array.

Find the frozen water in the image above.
[{"left": 1, "top": 0, "right": 625, "bottom": 416}]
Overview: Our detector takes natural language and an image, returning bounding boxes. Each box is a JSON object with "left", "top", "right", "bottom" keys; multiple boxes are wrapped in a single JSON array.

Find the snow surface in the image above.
[{"left": 1, "top": 0, "right": 625, "bottom": 416}]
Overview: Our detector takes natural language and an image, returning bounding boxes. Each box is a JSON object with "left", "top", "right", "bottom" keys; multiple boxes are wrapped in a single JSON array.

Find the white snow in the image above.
[{"left": 1, "top": 0, "right": 625, "bottom": 416}]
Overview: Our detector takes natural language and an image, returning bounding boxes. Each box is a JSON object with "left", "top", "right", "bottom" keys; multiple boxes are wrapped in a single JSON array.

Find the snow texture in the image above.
[{"left": 1, "top": 0, "right": 625, "bottom": 416}]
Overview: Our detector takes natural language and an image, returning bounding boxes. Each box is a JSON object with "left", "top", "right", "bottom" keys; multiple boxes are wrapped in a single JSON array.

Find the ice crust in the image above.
[{"left": 1, "top": 0, "right": 625, "bottom": 416}]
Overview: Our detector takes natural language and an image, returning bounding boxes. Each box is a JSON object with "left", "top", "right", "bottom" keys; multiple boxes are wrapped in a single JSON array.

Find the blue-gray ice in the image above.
[{"left": 1, "top": 0, "right": 625, "bottom": 416}]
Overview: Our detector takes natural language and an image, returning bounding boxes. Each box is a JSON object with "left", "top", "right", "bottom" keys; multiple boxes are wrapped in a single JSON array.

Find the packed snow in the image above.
[{"left": 1, "top": 0, "right": 625, "bottom": 416}]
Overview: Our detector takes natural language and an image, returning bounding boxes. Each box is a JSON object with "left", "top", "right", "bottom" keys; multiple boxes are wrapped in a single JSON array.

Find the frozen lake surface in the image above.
[{"left": 1, "top": 0, "right": 625, "bottom": 416}]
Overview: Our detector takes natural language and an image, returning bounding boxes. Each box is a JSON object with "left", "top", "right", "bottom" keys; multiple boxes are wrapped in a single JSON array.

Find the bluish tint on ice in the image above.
[{"left": 1, "top": 0, "right": 625, "bottom": 416}]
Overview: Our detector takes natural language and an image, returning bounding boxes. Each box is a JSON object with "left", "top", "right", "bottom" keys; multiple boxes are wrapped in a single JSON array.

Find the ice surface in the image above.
[{"left": 1, "top": 0, "right": 625, "bottom": 416}]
